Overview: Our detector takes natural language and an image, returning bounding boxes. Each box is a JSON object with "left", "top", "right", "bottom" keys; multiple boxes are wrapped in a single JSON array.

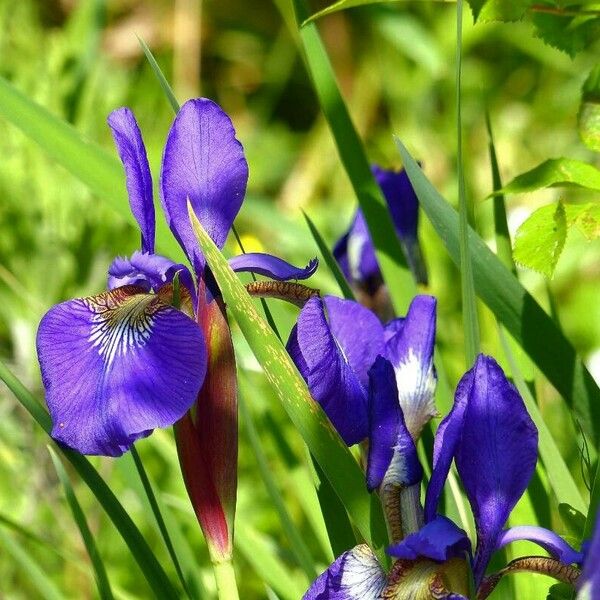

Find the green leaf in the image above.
[
  {"left": 187, "top": 204, "right": 388, "bottom": 558},
  {"left": 557, "top": 503, "right": 586, "bottom": 538},
  {"left": 532, "top": 11, "right": 600, "bottom": 58},
  {"left": 513, "top": 202, "right": 567, "bottom": 278},
  {"left": 571, "top": 202, "right": 600, "bottom": 240},
  {"left": 0, "top": 526, "right": 65, "bottom": 600},
  {"left": 0, "top": 358, "right": 181, "bottom": 600},
  {"left": 48, "top": 447, "right": 115, "bottom": 600},
  {"left": 579, "top": 64, "right": 600, "bottom": 152},
  {"left": 290, "top": 0, "right": 416, "bottom": 316},
  {"left": 491, "top": 158, "right": 600, "bottom": 195},
  {"left": 138, "top": 36, "right": 180, "bottom": 114},
  {"left": 395, "top": 140, "right": 600, "bottom": 446},
  {"left": 467, "top": 0, "right": 532, "bottom": 22},
  {"left": 302, "top": 210, "right": 355, "bottom": 301},
  {"left": 0, "top": 76, "right": 181, "bottom": 259}
]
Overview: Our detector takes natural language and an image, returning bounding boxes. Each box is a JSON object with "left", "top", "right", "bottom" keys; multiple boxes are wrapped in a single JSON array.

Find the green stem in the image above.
[{"left": 212, "top": 558, "right": 240, "bottom": 600}]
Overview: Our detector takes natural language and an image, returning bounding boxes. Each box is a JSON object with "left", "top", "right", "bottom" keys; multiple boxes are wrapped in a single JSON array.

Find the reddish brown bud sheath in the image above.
[{"left": 175, "top": 279, "right": 238, "bottom": 560}]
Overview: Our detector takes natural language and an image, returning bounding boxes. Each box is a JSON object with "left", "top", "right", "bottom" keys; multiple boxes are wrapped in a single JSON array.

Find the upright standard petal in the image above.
[
  {"left": 37, "top": 286, "right": 206, "bottom": 456},
  {"left": 304, "top": 545, "right": 386, "bottom": 600},
  {"left": 160, "top": 98, "right": 249, "bottom": 275},
  {"left": 455, "top": 355, "right": 538, "bottom": 585},
  {"left": 387, "top": 516, "right": 471, "bottom": 563},
  {"left": 367, "top": 356, "right": 422, "bottom": 492},
  {"left": 385, "top": 294, "right": 437, "bottom": 440},
  {"left": 287, "top": 296, "right": 383, "bottom": 445},
  {"left": 107, "top": 108, "right": 155, "bottom": 253},
  {"left": 228, "top": 253, "right": 318, "bottom": 281}
]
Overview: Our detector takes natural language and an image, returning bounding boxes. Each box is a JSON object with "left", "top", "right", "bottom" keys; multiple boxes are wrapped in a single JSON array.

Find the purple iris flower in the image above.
[
  {"left": 36, "top": 99, "right": 317, "bottom": 457},
  {"left": 578, "top": 513, "right": 600, "bottom": 599},
  {"left": 333, "top": 166, "right": 428, "bottom": 293},
  {"left": 303, "top": 354, "right": 584, "bottom": 599},
  {"left": 287, "top": 294, "right": 437, "bottom": 447}
]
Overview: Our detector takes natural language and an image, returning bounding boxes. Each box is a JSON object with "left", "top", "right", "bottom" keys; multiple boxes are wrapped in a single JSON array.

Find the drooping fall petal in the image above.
[
  {"left": 37, "top": 286, "right": 206, "bottom": 456},
  {"left": 107, "top": 108, "right": 155, "bottom": 253},
  {"left": 495, "top": 526, "right": 582, "bottom": 564}
]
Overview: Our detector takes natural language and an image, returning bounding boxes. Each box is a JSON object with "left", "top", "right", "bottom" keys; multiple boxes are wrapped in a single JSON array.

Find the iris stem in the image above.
[{"left": 212, "top": 558, "right": 240, "bottom": 600}]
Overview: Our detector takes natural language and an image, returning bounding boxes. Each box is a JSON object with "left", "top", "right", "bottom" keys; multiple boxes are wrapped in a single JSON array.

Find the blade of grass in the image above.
[
  {"left": 286, "top": 0, "right": 416, "bottom": 315},
  {"left": 395, "top": 140, "right": 600, "bottom": 446},
  {"left": 48, "top": 446, "right": 115, "bottom": 600},
  {"left": 239, "top": 387, "right": 316, "bottom": 581},
  {"left": 187, "top": 205, "right": 388, "bottom": 560},
  {"left": 0, "top": 358, "right": 180, "bottom": 600},
  {"left": 0, "top": 526, "right": 65, "bottom": 600},
  {"left": 455, "top": 0, "right": 480, "bottom": 365},
  {"left": 0, "top": 76, "right": 180, "bottom": 258},
  {"left": 302, "top": 210, "right": 355, "bottom": 301},
  {"left": 130, "top": 445, "right": 193, "bottom": 599}
]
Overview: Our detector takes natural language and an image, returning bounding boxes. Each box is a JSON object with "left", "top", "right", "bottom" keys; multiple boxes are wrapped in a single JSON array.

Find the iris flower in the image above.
[
  {"left": 333, "top": 166, "right": 428, "bottom": 297},
  {"left": 287, "top": 293, "right": 437, "bottom": 447},
  {"left": 302, "top": 353, "right": 584, "bottom": 599},
  {"left": 36, "top": 98, "right": 317, "bottom": 458}
]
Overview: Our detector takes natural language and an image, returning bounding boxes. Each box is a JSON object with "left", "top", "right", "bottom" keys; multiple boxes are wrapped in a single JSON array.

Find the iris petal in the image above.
[
  {"left": 107, "top": 250, "right": 195, "bottom": 300},
  {"left": 37, "top": 286, "right": 206, "bottom": 456},
  {"left": 387, "top": 516, "right": 471, "bottom": 562},
  {"left": 107, "top": 108, "right": 155, "bottom": 253},
  {"left": 287, "top": 296, "right": 381, "bottom": 445},
  {"left": 578, "top": 513, "right": 600, "bottom": 598},
  {"left": 495, "top": 526, "right": 583, "bottom": 564},
  {"left": 367, "top": 356, "right": 422, "bottom": 492},
  {"left": 385, "top": 294, "right": 437, "bottom": 440},
  {"left": 303, "top": 545, "right": 386, "bottom": 600},
  {"left": 160, "top": 98, "right": 249, "bottom": 276},
  {"left": 228, "top": 253, "right": 318, "bottom": 281},
  {"left": 455, "top": 355, "right": 538, "bottom": 585}
]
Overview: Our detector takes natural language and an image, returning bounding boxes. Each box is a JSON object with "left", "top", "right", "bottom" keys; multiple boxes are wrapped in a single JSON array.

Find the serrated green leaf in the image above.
[
  {"left": 187, "top": 204, "right": 388, "bottom": 559},
  {"left": 48, "top": 447, "right": 115, "bottom": 600},
  {"left": 579, "top": 64, "right": 600, "bottom": 152},
  {"left": 492, "top": 158, "right": 600, "bottom": 195},
  {"left": 468, "top": 0, "right": 532, "bottom": 22},
  {"left": 396, "top": 140, "right": 600, "bottom": 446},
  {"left": 532, "top": 11, "right": 600, "bottom": 58},
  {"left": 513, "top": 202, "right": 567, "bottom": 277},
  {"left": 572, "top": 202, "right": 600, "bottom": 239}
]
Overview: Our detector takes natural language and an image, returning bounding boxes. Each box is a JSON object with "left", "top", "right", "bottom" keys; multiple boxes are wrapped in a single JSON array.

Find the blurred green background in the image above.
[{"left": 0, "top": 0, "right": 599, "bottom": 598}]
